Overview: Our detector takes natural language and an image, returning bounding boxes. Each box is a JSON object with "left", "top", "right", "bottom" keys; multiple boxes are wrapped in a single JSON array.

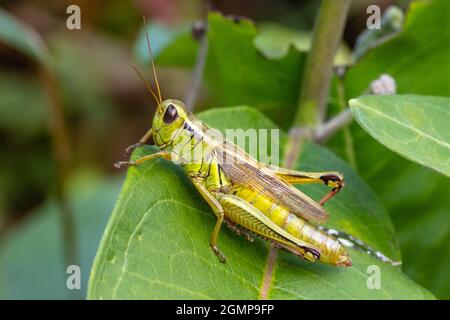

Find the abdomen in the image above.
[{"left": 231, "top": 185, "right": 351, "bottom": 266}]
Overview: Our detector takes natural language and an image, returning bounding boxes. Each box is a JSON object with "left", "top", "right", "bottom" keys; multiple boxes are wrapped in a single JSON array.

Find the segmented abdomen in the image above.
[{"left": 232, "top": 186, "right": 350, "bottom": 265}]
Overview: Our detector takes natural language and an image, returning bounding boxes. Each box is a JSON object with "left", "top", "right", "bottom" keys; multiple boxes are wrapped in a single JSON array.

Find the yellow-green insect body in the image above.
[
  {"left": 231, "top": 185, "right": 350, "bottom": 266},
  {"left": 120, "top": 99, "right": 352, "bottom": 266}
]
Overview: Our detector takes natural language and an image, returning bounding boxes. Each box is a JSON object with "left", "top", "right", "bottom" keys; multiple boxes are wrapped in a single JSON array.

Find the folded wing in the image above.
[{"left": 214, "top": 139, "right": 329, "bottom": 224}]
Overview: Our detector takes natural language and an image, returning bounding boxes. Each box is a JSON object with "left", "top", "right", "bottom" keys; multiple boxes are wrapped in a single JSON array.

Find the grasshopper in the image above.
[{"left": 116, "top": 21, "right": 400, "bottom": 267}]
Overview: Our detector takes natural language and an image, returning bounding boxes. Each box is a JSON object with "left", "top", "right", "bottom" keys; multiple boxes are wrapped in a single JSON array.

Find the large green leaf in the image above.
[
  {"left": 350, "top": 94, "right": 450, "bottom": 178},
  {"left": 88, "top": 107, "right": 432, "bottom": 299}
]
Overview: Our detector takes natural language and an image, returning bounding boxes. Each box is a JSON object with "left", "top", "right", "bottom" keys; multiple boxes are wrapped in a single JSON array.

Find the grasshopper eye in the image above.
[{"left": 163, "top": 104, "right": 178, "bottom": 124}]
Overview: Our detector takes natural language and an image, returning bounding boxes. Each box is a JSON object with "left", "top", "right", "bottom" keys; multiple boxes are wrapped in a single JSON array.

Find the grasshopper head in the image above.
[{"left": 152, "top": 99, "right": 188, "bottom": 147}]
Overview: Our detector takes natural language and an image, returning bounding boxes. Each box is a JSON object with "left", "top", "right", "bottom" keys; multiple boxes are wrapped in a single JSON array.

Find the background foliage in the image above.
[{"left": 0, "top": 0, "right": 448, "bottom": 299}]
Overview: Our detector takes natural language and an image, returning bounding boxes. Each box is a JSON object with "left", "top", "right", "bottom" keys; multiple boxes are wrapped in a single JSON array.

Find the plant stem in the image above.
[
  {"left": 295, "top": 0, "right": 351, "bottom": 127},
  {"left": 185, "top": 22, "right": 208, "bottom": 112},
  {"left": 40, "top": 68, "right": 77, "bottom": 268},
  {"left": 284, "top": 0, "right": 351, "bottom": 168}
]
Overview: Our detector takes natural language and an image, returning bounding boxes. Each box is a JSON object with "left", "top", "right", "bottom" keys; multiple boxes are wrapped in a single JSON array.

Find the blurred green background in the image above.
[{"left": 1, "top": 0, "right": 449, "bottom": 299}]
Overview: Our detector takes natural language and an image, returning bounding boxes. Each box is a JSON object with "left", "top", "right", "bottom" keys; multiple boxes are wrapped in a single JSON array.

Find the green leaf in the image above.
[
  {"left": 384, "top": 167, "right": 450, "bottom": 299},
  {"left": 253, "top": 23, "right": 353, "bottom": 65},
  {"left": 350, "top": 94, "right": 450, "bottom": 178},
  {"left": 0, "top": 8, "right": 49, "bottom": 66},
  {"left": 88, "top": 107, "right": 432, "bottom": 299},
  {"left": 134, "top": 23, "right": 198, "bottom": 68},
  {"left": 203, "top": 13, "right": 306, "bottom": 129}
]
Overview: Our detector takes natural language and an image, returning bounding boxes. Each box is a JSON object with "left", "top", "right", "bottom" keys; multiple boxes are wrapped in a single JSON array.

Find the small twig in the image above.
[
  {"left": 184, "top": 21, "right": 208, "bottom": 112},
  {"left": 313, "top": 109, "right": 353, "bottom": 143},
  {"left": 259, "top": 242, "right": 278, "bottom": 300},
  {"left": 313, "top": 73, "right": 397, "bottom": 144}
]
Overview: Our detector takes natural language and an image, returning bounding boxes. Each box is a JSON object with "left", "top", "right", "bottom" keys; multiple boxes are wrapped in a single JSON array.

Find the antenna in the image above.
[
  {"left": 132, "top": 65, "right": 160, "bottom": 106},
  {"left": 142, "top": 16, "right": 162, "bottom": 104}
]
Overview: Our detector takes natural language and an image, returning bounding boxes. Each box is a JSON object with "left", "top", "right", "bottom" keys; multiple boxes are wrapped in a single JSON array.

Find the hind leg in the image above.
[{"left": 269, "top": 166, "right": 345, "bottom": 205}]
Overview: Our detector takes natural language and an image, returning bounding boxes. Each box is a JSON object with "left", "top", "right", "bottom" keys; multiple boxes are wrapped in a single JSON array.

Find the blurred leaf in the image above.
[
  {"left": 47, "top": 33, "right": 129, "bottom": 164},
  {"left": 0, "top": 8, "right": 49, "bottom": 66},
  {"left": 0, "top": 172, "right": 121, "bottom": 299},
  {"left": 49, "top": 34, "right": 113, "bottom": 119},
  {"left": 353, "top": 5, "right": 404, "bottom": 60},
  {"left": 135, "top": 23, "right": 198, "bottom": 68},
  {"left": 346, "top": 0, "right": 450, "bottom": 98},
  {"left": 0, "top": 142, "right": 54, "bottom": 219},
  {"left": 0, "top": 72, "right": 53, "bottom": 217},
  {"left": 356, "top": 145, "right": 450, "bottom": 300},
  {"left": 88, "top": 107, "right": 432, "bottom": 299},
  {"left": 0, "top": 73, "right": 48, "bottom": 137},
  {"left": 100, "top": 0, "right": 141, "bottom": 37},
  {"left": 375, "top": 162, "right": 450, "bottom": 298},
  {"left": 203, "top": 13, "right": 306, "bottom": 128},
  {"left": 350, "top": 95, "right": 450, "bottom": 178},
  {"left": 254, "top": 23, "right": 353, "bottom": 65}
]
